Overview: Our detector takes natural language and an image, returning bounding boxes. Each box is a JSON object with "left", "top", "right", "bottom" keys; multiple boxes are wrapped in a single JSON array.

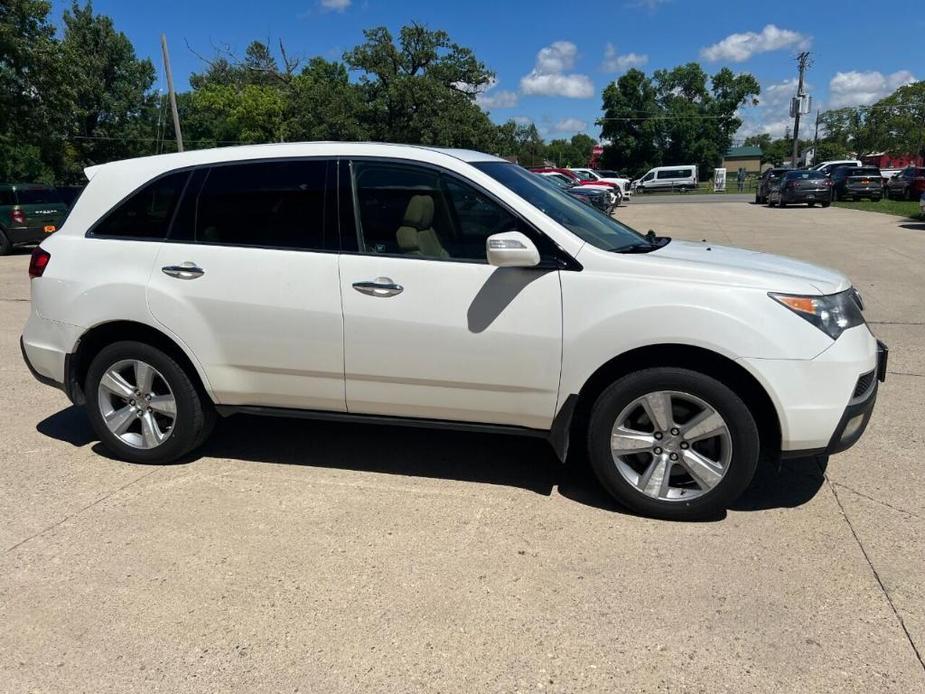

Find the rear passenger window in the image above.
[
  {"left": 195, "top": 160, "right": 328, "bottom": 250},
  {"left": 92, "top": 171, "right": 189, "bottom": 239},
  {"left": 0, "top": 190, "right": 13, "bottom": 206}
]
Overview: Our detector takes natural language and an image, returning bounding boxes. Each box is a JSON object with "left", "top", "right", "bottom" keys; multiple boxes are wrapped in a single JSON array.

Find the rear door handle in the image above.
[
  {"left": 352, "top": 277, "right": 403, "bottom": 297},
  {"left": 162, "top": 262, "right": 205, "bottom": 280}
]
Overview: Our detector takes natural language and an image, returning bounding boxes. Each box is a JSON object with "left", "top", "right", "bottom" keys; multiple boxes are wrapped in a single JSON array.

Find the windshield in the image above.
[
  {"left": 476, "top": 162, "right": 649, "bottom": 250},
  {"left": 16, "top": 187, "right": 63, "bottom": 205}
]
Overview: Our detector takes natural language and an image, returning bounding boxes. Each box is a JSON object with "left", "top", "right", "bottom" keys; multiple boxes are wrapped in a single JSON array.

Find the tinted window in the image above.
[
  {"left": 786, "top": 171, "right": 827, "bottom": 180},
  {"left": 848, "top": 168, "right": 880, "bottom": 177},
  {"left": 0, "top": 190, "right": 13, "bottom": 206},
  {"left": 16, "top": 187, "right": 63, "bottom": 205},
  {"left": 352, "top": 162, "right": 518, "bottom": 262},
  {"left": 92, "top": 171, "right": 189, "bottom": 239},
  {"left": 443, "top": 176, "right": 519, "bottom": 260},
  {"left": 196, "top": 160, "right": 328, "bottom": 249},
  {"left": 475, "top": 162, "right": 649, "bottom": 252}
]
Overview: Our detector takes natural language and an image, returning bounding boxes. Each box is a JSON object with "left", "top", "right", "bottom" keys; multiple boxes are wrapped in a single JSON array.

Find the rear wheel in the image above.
[
  {"left": 821, "top": 201, "right": 831, "bottom": 208},
  {"left": 587, "top": 368, "right": 759, "bottom": 520},
  {"left": 85, "top": 341, "right": 215, "bottom": 464},
  {"left": 0, "top": 228, "right": 10, "bottom": 256}
]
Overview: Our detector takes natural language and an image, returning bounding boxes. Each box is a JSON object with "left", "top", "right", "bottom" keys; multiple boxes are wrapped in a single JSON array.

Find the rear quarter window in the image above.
[
  {"left": 90, "top": 171, "right": 190, "bottom": 239},
  {"left": 16, "top": 188, "right": 63, "bottom": 205}
]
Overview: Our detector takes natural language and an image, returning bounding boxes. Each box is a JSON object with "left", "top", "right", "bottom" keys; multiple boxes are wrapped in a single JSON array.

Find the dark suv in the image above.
[
  {"left": 0, "top": 184, "right": 68, "bottom": 255},
  {"left": 755, "top": 168, "right": 790, "bottom": 204},
  {"left": 885, "top": 166, "right": 925, "bottom": 200},
  {"left": 831, "top": 166, "right": 883, "bottom": 202},
  {"left": 767, "top": 170, "right": 832, "bottom": 208}
]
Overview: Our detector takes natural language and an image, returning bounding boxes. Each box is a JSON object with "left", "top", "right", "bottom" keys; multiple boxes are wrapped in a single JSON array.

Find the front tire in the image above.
[
  {"left": 85, "top": 341, "right": 215, "bottom": 464},
  {"left": 587, "top": 368, "right": 759, "bottom": 520}
]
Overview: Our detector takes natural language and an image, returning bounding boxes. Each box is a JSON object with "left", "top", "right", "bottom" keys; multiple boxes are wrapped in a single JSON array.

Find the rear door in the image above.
[
  {"left": 338, "top": 160, "right": 562, "bottom": 429},
  {"left": 15, "top": 186, "right": 67, "bottom": 233},
  {"left": 147, "top": 159, "right": 347, "bottom": 411}
]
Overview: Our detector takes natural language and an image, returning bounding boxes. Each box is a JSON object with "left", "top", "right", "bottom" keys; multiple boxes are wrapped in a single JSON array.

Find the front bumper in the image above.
[{"left": 782, "top": 339, "right": 887, "bottom": 458}]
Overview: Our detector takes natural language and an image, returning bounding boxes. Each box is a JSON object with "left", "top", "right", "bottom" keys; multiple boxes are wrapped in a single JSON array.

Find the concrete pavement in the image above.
[{"left": 1, "top": 202, "right": 924, "bottom": 692}]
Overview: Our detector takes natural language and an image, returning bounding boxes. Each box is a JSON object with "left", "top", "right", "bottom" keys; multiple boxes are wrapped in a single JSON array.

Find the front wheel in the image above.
[
  {"left": 587, "top": 368, "right": 759, "bottom": 520},
  {"left": 85, "top": 341, "right": 215, "bottom": 464}
]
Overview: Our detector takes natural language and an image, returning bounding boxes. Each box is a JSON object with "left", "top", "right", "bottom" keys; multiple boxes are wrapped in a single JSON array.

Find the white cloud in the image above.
[
  {"left": 319, "top": 0, "right": 351, "bottom": 12},
  {"left": 828, "top": 70, "right": 917, "bottom": 107},
  {"left": 520, "top": 41, "right": 595, "bottom": 98},
  {"left": 602, "top": 43, "right": 648, "bottom": 73},
  {"left": 466, "top": 78, "right": 519, "bottom": 109},
  {"left": 735, "top": 78, "right": 806, "bottom": 140},
  {"left": 512, "top": 116, "right": 533, "bottom": 126},
  {"left": 701, "top": 24, "right": 810, "bottom": 62},
  {"left": 627, "top": 0, "right": 671, "bottom": 9},
  {"left": 552, "top": 117, "right": 588, "bottom": 133}
]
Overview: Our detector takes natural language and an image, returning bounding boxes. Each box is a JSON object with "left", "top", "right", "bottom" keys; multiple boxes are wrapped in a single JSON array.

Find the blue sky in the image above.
[{"left": 53, "top": 0, "right": 924, "bottom": 141}]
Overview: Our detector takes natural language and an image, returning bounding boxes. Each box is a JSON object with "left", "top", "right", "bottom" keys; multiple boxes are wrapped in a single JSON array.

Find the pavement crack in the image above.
[
  {"left": 0, "top": 298, "right": 30, "bottom": 302},
  {"left": 887, "top": 370, "right": 925, "bottom": 378},
  {"left": 3, "top": 468, "right": 160, "bottom": 555},
  {"left": 820, "top": 463, "right": 925, "bottom": 675},
  {"left": 830, "top": 482, "right": 921, "bottom": 519},
  {"left": 868, "top": 320, "right": 925, "bottom": 326}
]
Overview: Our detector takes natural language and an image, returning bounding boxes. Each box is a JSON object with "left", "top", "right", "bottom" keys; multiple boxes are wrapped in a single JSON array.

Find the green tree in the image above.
[
  {"left": 600, "top": 64, "right": 759, "bottom": 178},
  {"left": 343, "top": 23, "right": 498, "bottom": 148},
  {"left": 0, "top": 0, "right": 62, "bottom": 181},
  {"left": 860, "top": 81, "right": 925, "bottom": 156},
  {"left": 57, "top": 1, "right": 158, "bottom": 180}
]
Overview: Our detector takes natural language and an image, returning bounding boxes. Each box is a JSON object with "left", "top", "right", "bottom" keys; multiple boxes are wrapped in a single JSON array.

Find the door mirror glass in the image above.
[{"left": 486, "top": 231, "right": 540, "bottom": 268}]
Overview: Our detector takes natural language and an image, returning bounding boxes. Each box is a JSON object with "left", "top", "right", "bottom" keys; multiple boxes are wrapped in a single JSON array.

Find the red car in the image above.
[{"left": 528, "top": 167, "right": 621, "bottom": 190}]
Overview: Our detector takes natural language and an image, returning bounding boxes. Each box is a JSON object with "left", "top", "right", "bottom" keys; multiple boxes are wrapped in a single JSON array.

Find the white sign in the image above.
[{"left": 713, "top": 168, "right": 726, "bottom": 192}]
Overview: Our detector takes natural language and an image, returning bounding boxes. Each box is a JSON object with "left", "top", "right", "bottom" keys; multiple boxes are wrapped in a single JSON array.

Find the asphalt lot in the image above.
[{"left": 2, "top": 203, "right": 924, "bottom": 692}]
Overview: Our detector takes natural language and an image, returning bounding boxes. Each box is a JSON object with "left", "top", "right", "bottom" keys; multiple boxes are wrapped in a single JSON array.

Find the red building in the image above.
[{"left": 861, "top": 152, "right": 924, "bottom": 169}]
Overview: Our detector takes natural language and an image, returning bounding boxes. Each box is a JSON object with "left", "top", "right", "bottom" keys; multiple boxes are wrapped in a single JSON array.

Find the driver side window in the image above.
[{"left": 351, "top": 161, "right": 519, "bottom": 263}]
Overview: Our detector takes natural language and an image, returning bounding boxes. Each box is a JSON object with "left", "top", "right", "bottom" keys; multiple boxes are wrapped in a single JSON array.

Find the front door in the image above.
[
  {"left": 339, "top": 160, "right": 562, "bottom": 430},
  {"left": 147, "top": 159, "right": 346, "bottom": 411}
]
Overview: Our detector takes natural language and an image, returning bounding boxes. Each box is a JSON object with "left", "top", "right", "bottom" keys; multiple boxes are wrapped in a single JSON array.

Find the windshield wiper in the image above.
[{"left": 607, "top": 243, "right": 658, "bottom": 253}]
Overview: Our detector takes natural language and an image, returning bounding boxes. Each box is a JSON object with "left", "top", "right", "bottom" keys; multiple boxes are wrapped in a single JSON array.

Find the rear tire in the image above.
[
  {"left": 821, "top": 201, "right": 831, "bottom": 208},
  {"left": 587, "top": 368, "right": 760, "bottom": 520},
  {"left": 0, "top": 228, "right": 11, "bottom": 255},
  {"left": 85, "top": 341, "right": 215, "bottom": 464}
]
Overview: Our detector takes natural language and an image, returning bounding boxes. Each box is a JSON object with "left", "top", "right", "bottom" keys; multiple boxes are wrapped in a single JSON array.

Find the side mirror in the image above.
[{"left": 486, "top": 231, "right": 540, "bottom": 268}]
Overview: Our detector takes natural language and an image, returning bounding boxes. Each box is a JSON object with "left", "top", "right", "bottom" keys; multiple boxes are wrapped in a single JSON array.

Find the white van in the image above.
[
  {"left": 633, "top": 165, "right": 698, "bottom": 193},
  {"left": 812, "top": 160, "right": 862, "bottom": 176}
]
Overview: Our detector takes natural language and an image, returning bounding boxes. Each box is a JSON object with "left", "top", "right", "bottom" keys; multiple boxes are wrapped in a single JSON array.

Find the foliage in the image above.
[{"left": 599, "top": 64, "right": 760, "bottom": 178}]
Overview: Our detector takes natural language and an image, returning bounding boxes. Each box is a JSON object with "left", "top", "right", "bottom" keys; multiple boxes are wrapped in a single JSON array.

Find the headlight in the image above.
[{"left": 769, "top": 289, "right": 865, "bottom": 340}]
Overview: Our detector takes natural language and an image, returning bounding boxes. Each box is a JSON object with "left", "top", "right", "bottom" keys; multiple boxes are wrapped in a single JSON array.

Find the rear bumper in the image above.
[
  {"left": 4, "top": 226, "right": 53, "bottom": 245},
  {"left": 21, "top": 309, "right": 83, "bottom": 399},
  {"left": 783, "top": 189, "right": 829, "bottom": 202}
]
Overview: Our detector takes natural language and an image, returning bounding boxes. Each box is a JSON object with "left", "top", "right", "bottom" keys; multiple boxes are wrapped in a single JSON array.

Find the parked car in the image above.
[
  {"left": 812, "top": 160, "right": 862, "bottom": 176},
  {"left": 0, "top": 183, "right": 68, "bottom": 255},
  {"left": 632, "top": 165, "right": 698, "bottom": 193},
  {"left": 569, "top": 168, "right": 632, "bottom": 198},
  {"left": 755, "top": 168, "right": 790, "bottom": 204},
  {"left": 920, "top": 192, "right": 925, "bottom": 217},
  {"left": 22, "top": 142, "right": 886, "bottom": 520},
  {"left": 885, "top": 166, "right": 925, "bottom": 200},
  {"left": 830, "top": 165, "right": 883, "bottom": 202},
  {"left": 767, "top": 170, "right": 833, "bottom": 207},
  {"left": 536, "top": 171, "right": 620, "bottom": 209},
  {"left": 55, "top": 185, "right": 85, "bottom": 208},
  {"left": 535, "top": 172, "right": 615, "bottom": 213}
]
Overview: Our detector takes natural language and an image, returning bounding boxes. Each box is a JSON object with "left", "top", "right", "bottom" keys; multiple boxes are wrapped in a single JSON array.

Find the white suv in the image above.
[{"left": 21, "top": 143, "right": 887, "bottom": 520}]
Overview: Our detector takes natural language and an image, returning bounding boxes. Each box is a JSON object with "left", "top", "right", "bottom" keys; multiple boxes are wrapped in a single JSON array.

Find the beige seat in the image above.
[{"left": 395, "top": 195, "right": 449, "bottom": 259}]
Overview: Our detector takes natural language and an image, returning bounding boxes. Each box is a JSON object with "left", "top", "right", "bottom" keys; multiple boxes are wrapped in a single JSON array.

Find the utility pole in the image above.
[
  {"left": 811, "top": 109, "right": 820, "bottom": 167},
  {"left": 791, "top": 51, "right": 811, "bottom": 167},
  {"left": 161, "top": 34, "right": 184, "bottom": 152}
]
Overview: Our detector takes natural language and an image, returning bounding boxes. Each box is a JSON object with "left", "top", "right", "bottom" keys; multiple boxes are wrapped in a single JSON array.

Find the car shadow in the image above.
[
  {"left": 899, "top": 222, "right": 925, "bottom": 231},
  {"left": 36, "top": 407, "right": 828, "bottom": 517}
]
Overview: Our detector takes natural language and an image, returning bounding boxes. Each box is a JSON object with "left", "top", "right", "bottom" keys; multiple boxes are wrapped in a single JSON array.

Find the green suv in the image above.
[{"left": 0, "top": 184, "right": 68, "bottom": 255}]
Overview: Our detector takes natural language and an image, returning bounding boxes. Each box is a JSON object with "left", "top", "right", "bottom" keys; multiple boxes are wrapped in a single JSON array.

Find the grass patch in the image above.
[{"left": 832, "top": 199, "right": 923, "bottom": 219}]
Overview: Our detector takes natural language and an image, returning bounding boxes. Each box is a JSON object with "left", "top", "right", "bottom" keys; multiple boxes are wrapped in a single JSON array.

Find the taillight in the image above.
[
  {"left": 12, "top": 208, "right": 25, "bottom": 225},
  {"left": 29, "top": 248, "right": 50, "bottom": 279}
]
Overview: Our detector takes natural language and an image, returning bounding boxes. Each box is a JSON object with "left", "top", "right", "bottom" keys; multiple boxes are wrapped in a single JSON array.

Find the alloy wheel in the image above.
[
  {"left": 610, "top": 390, "right": 732, "bottom": 501},
  {"left": 97, "top": 359, "right": 176, "bottom": 449}
]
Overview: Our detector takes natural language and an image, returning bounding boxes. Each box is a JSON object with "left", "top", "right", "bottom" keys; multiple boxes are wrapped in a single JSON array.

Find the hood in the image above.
[{"left": 649, "top": 240, "right": 850, "bottom": 295}]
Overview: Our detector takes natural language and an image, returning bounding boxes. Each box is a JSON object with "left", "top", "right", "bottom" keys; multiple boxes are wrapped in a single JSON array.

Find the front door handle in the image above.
[
  {"left": 162, "top": 262, "right": 205, "bottom": 280},
  {"left": 352, "top": 277, "right": 403, "bottom": 297}
]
